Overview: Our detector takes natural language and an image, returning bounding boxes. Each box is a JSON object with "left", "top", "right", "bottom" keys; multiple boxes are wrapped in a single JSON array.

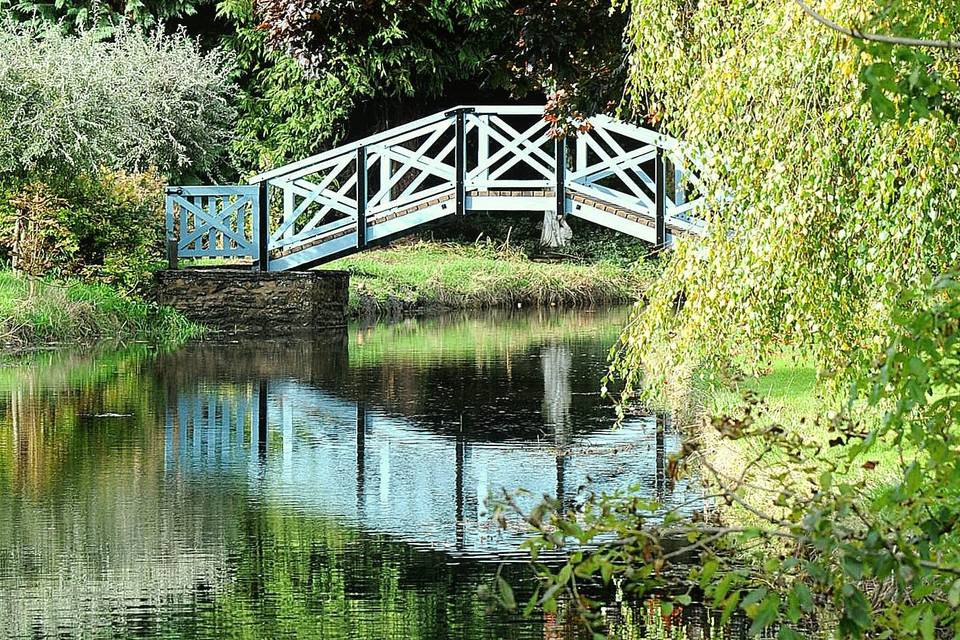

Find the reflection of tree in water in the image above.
[
  {"left": 0, "top": 309, "right": 720, "bottom": 639},
  {"left": 0, "top": 394, "right": 236, "bottom": 636},
  {"left": 0, "top": 346, "right": 163, "bottom": 496}
]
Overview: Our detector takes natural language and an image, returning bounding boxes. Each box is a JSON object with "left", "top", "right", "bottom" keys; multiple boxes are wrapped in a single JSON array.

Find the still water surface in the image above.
[{"left": 0, "top": 307, "right": 707, "bottom": 639}]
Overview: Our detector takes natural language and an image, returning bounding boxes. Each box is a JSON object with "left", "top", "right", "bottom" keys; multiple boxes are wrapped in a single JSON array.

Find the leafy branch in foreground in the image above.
[{"left": 494, "top": 275, "right": 960, "bottom": 638}]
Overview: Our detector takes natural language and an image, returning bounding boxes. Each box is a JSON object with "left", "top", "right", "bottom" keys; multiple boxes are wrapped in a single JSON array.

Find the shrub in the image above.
[
  {"left": 0, "top": 23, "right": 237, "bottom": 181},
  {"left": 0, "top": 170, "right": 166, "bottom": 291}
]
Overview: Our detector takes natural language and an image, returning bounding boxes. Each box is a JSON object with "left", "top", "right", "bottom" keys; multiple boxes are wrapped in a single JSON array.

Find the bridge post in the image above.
[
  {"left": 356, "top": 146, "right": 367, "bottom": 249},
  {"left": 455, "top": 109, "right": 467, "bottom": 216},
  {"left": 655, "top": 148, "right": 666, "bottom": 248},
  {"left": 164, "top": 189, "right": 179, "bottom": 269},
  {"left": 555, "top": 135, "right": 567, "bottom": 218},
  {"left": 575, "top": 135, "right": 587, "bottom": 172},
  {"left": 477, "top": 114, "right": 490, "bottom": 183},
  {"left": 257, "top": 181, "right": 269, "bottom": 271},
  {"left": 674, "top": 162, "right": 686, "bottom": 206},
  {"left": 166, "top": 237, "right": 178, "bottom": 270}
]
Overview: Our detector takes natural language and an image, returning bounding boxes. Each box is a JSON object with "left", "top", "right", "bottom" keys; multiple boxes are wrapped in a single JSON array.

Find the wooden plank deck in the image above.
[{"left": 569, "top": 192, "right": 691, "bottom": 236}]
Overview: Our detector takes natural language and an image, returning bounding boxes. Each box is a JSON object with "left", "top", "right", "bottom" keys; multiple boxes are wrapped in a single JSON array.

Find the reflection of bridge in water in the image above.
[{"left": 161, "top": 333, "right": 702, "bottom": 558}]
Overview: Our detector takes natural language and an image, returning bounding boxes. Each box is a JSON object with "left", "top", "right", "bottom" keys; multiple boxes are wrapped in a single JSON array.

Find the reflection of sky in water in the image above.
[{"left": 165, "top": 341, "right": 703, "bottom": 558}]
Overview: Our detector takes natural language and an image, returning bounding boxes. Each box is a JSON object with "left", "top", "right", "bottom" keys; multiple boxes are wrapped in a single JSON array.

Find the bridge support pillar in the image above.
[
  {"left": 155, "top": 268, "right": 349, "bottom": 336},
  {"left": 655, "top": 148, "right": 667, "bottom": 249},
  {"left": 555, "top": 136, "right": 567, "bottom": 220},
  {"left": 356, "top": 146, "right": 368, "bottom": 249},
  {"left": 541, "top": 135, "right": 572, "bottom": 248},
  {"left": 454, "top": 108, "right": 470, "bottom": 216},
  {"left": 257, "top": 182, "right": 270, "bottom": 271}
]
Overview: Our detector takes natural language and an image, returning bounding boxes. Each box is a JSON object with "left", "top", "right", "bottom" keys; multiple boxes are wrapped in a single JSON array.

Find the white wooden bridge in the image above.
[{"left": 165, "top": 106, "right": 705, "bottom": 271}]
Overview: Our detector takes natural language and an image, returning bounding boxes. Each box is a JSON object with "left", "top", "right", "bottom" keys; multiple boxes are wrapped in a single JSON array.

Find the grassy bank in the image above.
[
  {"left": 691, "top": 355, "right": 898, "bottom": 528},
  {"left": 0, "top": 271, "right": 200, "bottom": 351},
  {"left": 326, "top": 241, "right": 657, "bottom": 317}
]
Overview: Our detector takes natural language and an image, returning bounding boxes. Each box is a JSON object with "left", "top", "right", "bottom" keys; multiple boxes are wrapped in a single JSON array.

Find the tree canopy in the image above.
[{"left": 609, "top": 0, "right": 960, "bottom": 393}]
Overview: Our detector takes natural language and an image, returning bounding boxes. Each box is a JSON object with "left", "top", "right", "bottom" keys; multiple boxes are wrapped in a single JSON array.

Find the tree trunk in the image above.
[{"left": 540, "top": 210, "right": 572, "bottom": 248}]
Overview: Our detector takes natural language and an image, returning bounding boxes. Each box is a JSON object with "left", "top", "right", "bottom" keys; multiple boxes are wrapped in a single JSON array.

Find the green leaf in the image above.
[
  {"left": 742, "top": 587, "right": 768, "bottom": 607},
  {"left": 778, "top": 627, "right": 805, "bottom": 640},
  {"left": 948, "top": 580, "right": 960, "bottom": 608},
  {"left": 748, "top": 594, "right": 780, "bottom": 636},
  {"left": 496, "top": 576, "right": 516, "bottom": 611},
  {"left": 600, "top": 560, "right": 613, "bottom": 584},
  {"left": 842, "top": 554, "right": 864, "bottom": 580},
  {"left": 920, "top": 609, "right": 936, "bottom": 640},
  {"left": 720, "top": 592, "right": 741, "bottom": 626},
  {"left": 869, "top": 89, "right": 897, "bottom": 120},
  {"left": 843, "top": 589, "right": 872, "bottom": 632},
  {"left": 523, "top": 585, "right": 541, "bottom": 617}
]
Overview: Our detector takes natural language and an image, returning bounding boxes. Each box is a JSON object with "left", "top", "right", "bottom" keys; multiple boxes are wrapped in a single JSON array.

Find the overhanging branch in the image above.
[{"left": 793, "top": 0, "right": 960, "bottom": 49}]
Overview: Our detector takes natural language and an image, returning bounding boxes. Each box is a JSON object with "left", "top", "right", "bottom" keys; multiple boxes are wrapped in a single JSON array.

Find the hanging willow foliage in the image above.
[{"left": 608, "top": 0, "right": 960, "bottom": 394}]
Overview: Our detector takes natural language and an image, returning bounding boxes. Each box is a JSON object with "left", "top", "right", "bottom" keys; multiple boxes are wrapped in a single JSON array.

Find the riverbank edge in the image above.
[
  {"left": 0, "top": 241, "right": 653, "bottom": 351},
  {"left": 325, "top": 241, "right": 657, "bottom": 319},
  {"left": 0, "top": 270, "right": 203, "bottom": 354}
]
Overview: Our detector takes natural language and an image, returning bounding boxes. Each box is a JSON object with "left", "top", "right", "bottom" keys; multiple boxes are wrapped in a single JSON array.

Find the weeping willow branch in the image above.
[{"left": 793, "top": 0, "right": 960, "bottom": 49}]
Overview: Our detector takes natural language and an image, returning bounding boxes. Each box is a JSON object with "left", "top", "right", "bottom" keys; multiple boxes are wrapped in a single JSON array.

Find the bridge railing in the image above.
[
  {"left": 166, "top": 105, "right": 706, "bottom": 271},
  {"left": 466, "top": 107, "right": 556, "bottom": 192},
  {"left": 163, "top": 185, "right": 261, "bottom": 267}
]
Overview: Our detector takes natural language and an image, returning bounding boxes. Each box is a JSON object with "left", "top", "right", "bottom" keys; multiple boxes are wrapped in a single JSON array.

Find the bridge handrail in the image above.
[
  {"left": 247, "top": 105, "right": 547, "bottom": 185},
  {"left": 248, "top": 111, "right": 448, "bottom": 185}
]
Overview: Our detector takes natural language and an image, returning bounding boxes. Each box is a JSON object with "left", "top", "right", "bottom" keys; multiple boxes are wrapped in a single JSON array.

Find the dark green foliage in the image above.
[
  {"left": 240, "top": 0, "right": 511, "bottom": 167},
  {"left": 257, "top": 0, "right": 505, "bottom": 99},
  {"left": 252, "top": 0, "right": 631, "bottom": 149},
  {"left": 217, "top": 0, "right": 355, "bottom": 170},
  {"left": 491, "top": 0, "right": 630, "bottom": 134},
  {"left": 858, "top": 44, "right": 959, "bottom": 123},
  {"left": 1, "top": 0, "right": 209, "bottom": 35}
]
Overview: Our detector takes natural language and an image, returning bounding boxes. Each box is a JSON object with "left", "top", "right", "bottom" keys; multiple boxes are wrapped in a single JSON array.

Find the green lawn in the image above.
[
  {"left": 696, "top": 354, "right": 901, "bottom": 524},
  {"left": 325, "top": 240, "right": 657, "bottom": 316},
  {"left": 0, "top": 271, "right": 199, "bottom": 350}
]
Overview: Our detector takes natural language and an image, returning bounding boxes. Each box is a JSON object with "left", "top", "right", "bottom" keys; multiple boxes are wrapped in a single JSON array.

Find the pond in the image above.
[{"left": 0, "top": 307, "right": 716, "bottom": 639}]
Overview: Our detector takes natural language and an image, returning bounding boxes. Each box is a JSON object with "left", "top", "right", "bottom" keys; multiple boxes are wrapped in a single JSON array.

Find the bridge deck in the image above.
[{"left": 165, "top": 106, "right": 706, "bottom": 271}]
